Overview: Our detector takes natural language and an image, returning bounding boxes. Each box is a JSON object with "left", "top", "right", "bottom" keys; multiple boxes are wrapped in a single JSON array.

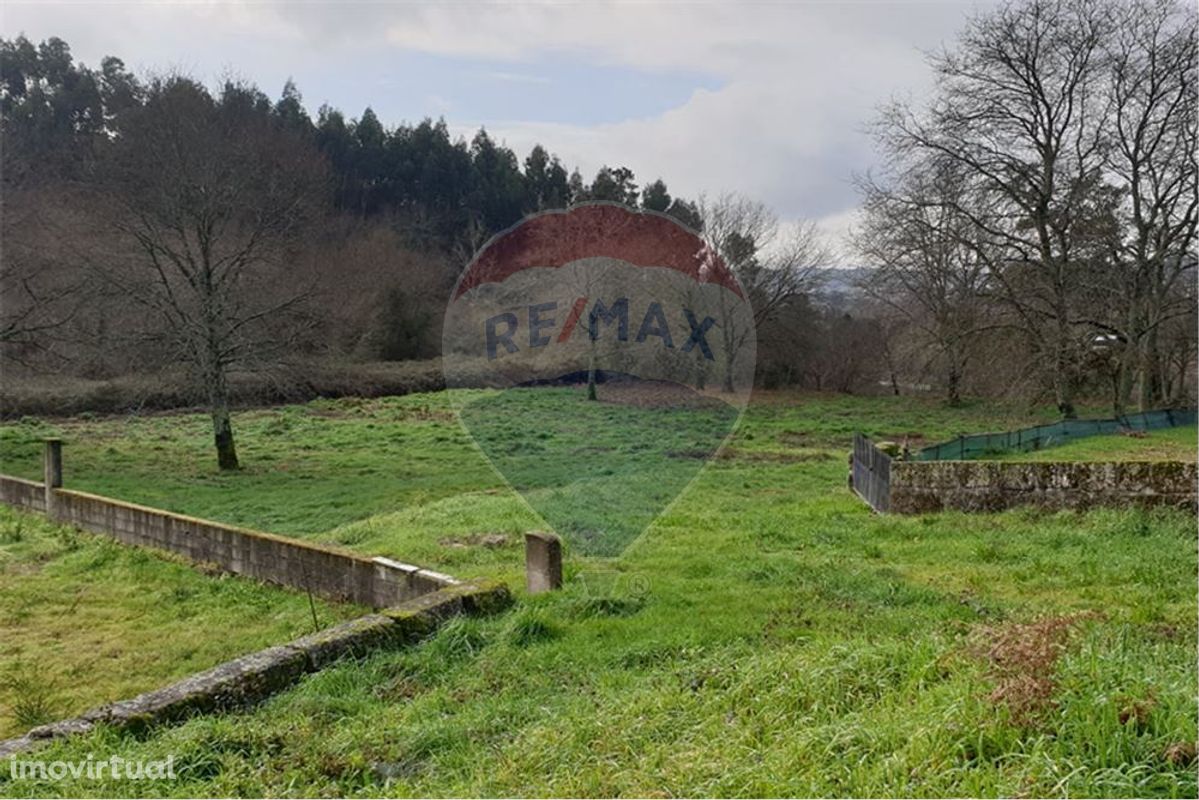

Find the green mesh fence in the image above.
[{"left": 911, "top": 407, "right": 1197, "bottom": 462}]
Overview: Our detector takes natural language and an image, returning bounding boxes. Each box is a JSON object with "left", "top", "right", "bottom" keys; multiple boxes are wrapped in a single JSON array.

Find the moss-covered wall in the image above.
[{"left": 889, "top": 460, "right": 1197, "bottom": 514}]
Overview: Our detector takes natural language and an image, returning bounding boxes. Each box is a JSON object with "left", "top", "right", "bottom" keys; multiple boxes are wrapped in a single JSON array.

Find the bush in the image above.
[{"left": 0, "top": 359, "right": 446, "bottom": 418}]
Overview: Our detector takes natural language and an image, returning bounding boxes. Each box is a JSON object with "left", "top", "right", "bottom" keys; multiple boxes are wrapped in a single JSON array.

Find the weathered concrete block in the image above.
[
  {"left": 525, "top": 531, "right": 562, "bottom": 594},
  {"left": 26, "top": 716, "right": 93, "bottom": 740},
  {"left": 0, "top": 735, "right": 38, "bottom": 758},
  {"left": 0, "top": 574, "right": 511, "bottom": 758},
  {"left": 453, "top": 579, "right": 514, "bottom": 615},
  {"left": 288, "top": 614, "right": 402, "bottom": 669},
  {"left": 0, "top": 475, "right": 46, "bottom": 513},
  {"left": 84, "top": 645, "right": 309, "bottom": 731}
]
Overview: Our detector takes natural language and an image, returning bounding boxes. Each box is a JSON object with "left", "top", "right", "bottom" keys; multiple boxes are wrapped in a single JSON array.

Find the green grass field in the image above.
[
  {"left": 0, "top": 507, "right": 361, "bottom": 740},
  {"left": 991, "top": 426, "right": 1196, "bottom": 463},
  {"left": 0, "top": 388, "right": 1195, "bottom": 797}
]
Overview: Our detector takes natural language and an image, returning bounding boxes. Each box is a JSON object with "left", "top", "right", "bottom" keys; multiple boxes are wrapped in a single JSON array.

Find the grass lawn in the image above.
[
  {"left": 0, "top": 507, "right": 362, "bottom": 739},
  {"left": 991, "top": 425, "right": 1196, "bottom": 463},
  {"left": 0, "top": 388, "right": 1195, "bottom": 797}
]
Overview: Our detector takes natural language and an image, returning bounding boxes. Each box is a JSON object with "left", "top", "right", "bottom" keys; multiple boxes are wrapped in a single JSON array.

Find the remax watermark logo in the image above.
[{"left": 443, "top": 204, "right": 755, "bottom": 556}]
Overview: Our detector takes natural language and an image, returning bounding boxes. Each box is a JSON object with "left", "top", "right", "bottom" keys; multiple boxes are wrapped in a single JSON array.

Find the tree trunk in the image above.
[
  {"left": 1137, "top": 329, "right": 1162, "bottom": 411},
  {"left": 1055, "top": 387, "right": 1077, "bottom": 420},
  {"left": 206, "top": 362, "right": 239, "bottom": 470},
  {"left": 586, "top": 344, "right": 598, "bottom": 401},
  {"left": 212, "top": 405, "right": 239, "bottom": 471},
  {"left": 1115, "top": 342, "right": 1137, "bottom": 415},
  {"left": 946, "top": 365, "right": 961, "bottom": 407},
  {"left": 1053, "top": 336, "right": 1077, "bottom": 419}
]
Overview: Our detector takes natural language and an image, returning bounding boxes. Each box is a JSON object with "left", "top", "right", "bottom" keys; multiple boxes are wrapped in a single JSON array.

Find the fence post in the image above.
[
  {"left": 43, "top": 438, "right": 63, "bottom": 518},
  {"left": 525, "top": 531, "right": 562, "bottom": 594}
]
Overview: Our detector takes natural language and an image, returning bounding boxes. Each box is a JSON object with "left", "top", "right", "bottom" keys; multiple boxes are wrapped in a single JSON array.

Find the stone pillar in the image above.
[
  {"left": 43, "top": 438, "right": 63, "bottom": 518},
  {"left": 525, "top": 531, "right": 562, "bottom": 594}
]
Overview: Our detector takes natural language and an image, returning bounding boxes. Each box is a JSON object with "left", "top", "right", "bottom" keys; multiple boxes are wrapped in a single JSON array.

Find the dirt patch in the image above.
[
  {"left": 717, "top": 448, "right": 836, "bottom": 464},
  {"left": 593, "top": 378, "right": 731, "bottom": 411},
  {"left": 438, "top": 533, "right": 511, "bottom": 550},
  {"left": 667, "top": 449, "right": 714, "bottom": 460},
  {"left": 1116, "top": 692, "right": 1156, "bottom": 729},
  {"left": 777, "top": 431, "right": 812, "bottom": 447}
]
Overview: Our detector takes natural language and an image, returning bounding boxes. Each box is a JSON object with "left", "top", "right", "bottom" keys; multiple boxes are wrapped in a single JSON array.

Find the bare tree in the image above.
[
  {"left": 877, "top": 0, "right": 1111, "bottom": 417},
  {"left": 0, "top": 185, "right": 88, "bottom": 365},
  {"left": 697, "top": 194, "right": 828, "bottom": 392},
  {"left": 854, "top": 163, "right": 993, "bottom": 405},
  {"left": 1099, "top": 0, "right": 1197, "bottom": 411},
  {"left": 90, "top": 76, "right": 328, "bottom": 469}
]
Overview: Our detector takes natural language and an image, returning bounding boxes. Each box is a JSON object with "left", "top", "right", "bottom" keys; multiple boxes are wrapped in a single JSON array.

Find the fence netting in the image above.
[{"left": 911, "top": 407, "right": 1197, "bottom": 462}]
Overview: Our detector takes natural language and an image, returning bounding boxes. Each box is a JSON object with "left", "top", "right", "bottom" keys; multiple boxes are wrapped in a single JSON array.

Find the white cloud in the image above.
[{"left": 3, "top": 0, "right": 996, "bottom": 255}]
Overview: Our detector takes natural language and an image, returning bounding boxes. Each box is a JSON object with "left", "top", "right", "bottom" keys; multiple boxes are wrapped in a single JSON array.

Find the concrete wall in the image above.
[
  {"left": 890, "top": 460, "right": 1197, "bottom": 514},
  {"left": 0, "top": 475, "right": 46, "bottom": 513},
  {"left": 0, "top": 473, "right": 457, "bottom": 608},
  {"left": 0, "top": 580, "right": 512, "bottom": 758}
]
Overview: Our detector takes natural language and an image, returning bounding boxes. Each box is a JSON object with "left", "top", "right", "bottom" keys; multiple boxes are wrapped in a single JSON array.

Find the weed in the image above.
[
  {"left": 1, "top": 662, "right": 60, "bottom": 730},
  {"left": 0, "top": 516, "right": 23, "bottom": 543},
  {"left": 504, "top": 608, "right": 560, "bottom": 646},
  {"left": 969, "top": 612, "right": 1100, "bottom": 725}
]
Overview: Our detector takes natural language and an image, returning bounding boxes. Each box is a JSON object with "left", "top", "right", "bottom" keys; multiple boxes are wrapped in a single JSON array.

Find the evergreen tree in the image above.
[
  {"left": 641, "top": 178, "right": 672, "bottom": 212},
  {"left": 589, "top": 165, "right": 638, "bottom": 205},
  {"left": 273, "top": 79, "right": 312, "bottom": 136},
  {"left": 524, "top": 144, "right": 571, "bottom": 210}
]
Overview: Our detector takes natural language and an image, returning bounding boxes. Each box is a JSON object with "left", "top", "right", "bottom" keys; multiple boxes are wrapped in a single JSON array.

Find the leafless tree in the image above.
[
  {"left": 697, "top": 194, "right": 828, "bottom": 391},
  {"left": 0, "top": 185, "right": 88, "bottom": 365},
  {"left": 87, "top": 76, "right": 329, "bottom": 469},
  {"left": 854, "top": 163, "right": 994, "bottom": 405},
  {"left": 1099, "top": 0, "right": 1197, "bottom": 412},
  {"left": 876, "top": 0, "right": 1112, "bottom": 417}
]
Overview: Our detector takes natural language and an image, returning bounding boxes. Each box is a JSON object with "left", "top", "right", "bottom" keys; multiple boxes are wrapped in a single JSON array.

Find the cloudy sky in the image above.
[{"left": 4, "top": 1, "right": 994, "bottom": 254}]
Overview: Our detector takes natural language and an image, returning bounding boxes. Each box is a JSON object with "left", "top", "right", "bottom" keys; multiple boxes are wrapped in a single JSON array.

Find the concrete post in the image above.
[
  {"left": 525, "top": 531, "right": 562, "bottom": 594},
  {"left": 43, "top": 438, "right": 63, "bottom": 518}
]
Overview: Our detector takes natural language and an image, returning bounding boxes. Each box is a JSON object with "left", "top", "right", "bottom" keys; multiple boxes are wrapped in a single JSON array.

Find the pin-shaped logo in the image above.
[{"left": 443, "top": 203, "right": 755, "bottom": 556}]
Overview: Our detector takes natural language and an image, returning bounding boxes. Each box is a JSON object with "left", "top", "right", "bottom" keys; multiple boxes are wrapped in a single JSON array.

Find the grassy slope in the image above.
[
  {"left": 0, "top": 389, "right": 1195, "bottom": 797},
  {"left": 992, "top": 425, "right": 1196, "bottom": 463},
  {"left": 0, "top": 508, "right": 362, "bottom": 739},
  {"left": 0, "top": 390, "right": 1087, "bottom": 542}
]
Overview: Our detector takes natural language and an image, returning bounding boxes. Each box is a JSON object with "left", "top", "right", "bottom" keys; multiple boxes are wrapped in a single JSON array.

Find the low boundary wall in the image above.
[
  {"left": 0, "top": 451, "right": 458, "bottom": 609},
  {"left": 0, "top": 580, "right": 512, "bottom": 758},
  {"left": 887, "top": 459, "right": 1197, "bottom": 514}
]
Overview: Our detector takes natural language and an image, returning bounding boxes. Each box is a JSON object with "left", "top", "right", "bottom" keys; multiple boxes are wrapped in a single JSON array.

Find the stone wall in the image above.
[
  {"left": 889, "top": 460, "right": 1197, "bottom": 514},
  {"left": 0, "top": 473, "right": 458, "bottom": 608}
]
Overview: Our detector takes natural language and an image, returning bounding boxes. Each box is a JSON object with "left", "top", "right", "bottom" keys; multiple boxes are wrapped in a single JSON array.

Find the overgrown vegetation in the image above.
[
  {"left": 0, "top": 388, "right": 1193, "bottom": 796},
  {"left": 0, "top": 506, "right": 362, "bottom": 739}
]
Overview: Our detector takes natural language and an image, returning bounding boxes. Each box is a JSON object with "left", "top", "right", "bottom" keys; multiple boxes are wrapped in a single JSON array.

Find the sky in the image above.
[{"left": 3, "top": 1, "right": 995, "bottom": 257}]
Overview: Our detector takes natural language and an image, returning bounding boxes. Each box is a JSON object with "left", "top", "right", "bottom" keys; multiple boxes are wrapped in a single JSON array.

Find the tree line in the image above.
[
  {"left": 1, "top": 0, "right": 1196, "bottom": 470},
  {"left": 0, "top": 35, "right": 715, "bottom": 468},
  {"left": 855, "top": 0, "right": 1196, "bottom": 417}
]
